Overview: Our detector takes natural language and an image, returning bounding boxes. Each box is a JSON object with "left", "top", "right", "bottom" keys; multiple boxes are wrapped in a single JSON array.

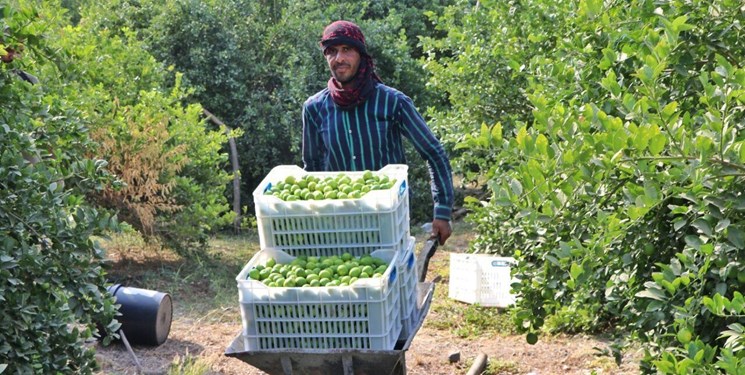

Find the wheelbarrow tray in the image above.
[{"left": 225, "top": 281, "right": 435, "bottom": 375}]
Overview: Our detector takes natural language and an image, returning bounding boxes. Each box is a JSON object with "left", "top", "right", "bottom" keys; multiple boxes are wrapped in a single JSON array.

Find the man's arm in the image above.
[
  {"left": 396, "top": 94, "right": 455, "bottom": 244},
  {"left": 301, "top": 103, "right": 326, "bottom": 171}
]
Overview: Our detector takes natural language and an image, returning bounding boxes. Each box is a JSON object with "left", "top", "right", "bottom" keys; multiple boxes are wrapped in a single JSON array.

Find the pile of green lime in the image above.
[
  {"left": 247, "top": 253, "right": 389, "bottom": 287},
  {"left": 265, "top": 170, "right": 396, "bottom": 201}
]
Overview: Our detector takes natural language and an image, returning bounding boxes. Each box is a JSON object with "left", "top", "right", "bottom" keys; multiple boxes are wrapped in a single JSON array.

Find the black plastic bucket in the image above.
[{"left": 107, "top": 284, "right": 173, "bottom": 346}]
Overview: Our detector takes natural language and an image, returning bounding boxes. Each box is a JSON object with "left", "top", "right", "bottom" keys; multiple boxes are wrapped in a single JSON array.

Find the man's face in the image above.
[{"left": 324, "top": 44, "right": 361, "bottom": 88}]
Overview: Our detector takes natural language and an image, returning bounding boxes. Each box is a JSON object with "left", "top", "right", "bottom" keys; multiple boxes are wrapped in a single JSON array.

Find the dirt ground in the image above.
[
  {"left": 95, "top": 321, "right": 640, "bottom": 375},
  {"left": 94, "top": 245, "right": 642, "bottom": 375}
]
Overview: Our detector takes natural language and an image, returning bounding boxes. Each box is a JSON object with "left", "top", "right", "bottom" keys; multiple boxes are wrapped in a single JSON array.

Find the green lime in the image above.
[
  {"left": 319, "top": 269, "right": 333, "bottom": 280},
  {"left": 248, "top": 269, "right": 260, "bottom": 280},
  {"left": 259, "top": 268, "right": 271, "bottom": 280},
  {"left": 349, "top": 267, "right": 362, "bottom": 278},
  {"left": 677, "top": 329, "right": 692, "bottom": 344},
  {"left": 359, "top": 257, "right": 374, "bottom": 266}
]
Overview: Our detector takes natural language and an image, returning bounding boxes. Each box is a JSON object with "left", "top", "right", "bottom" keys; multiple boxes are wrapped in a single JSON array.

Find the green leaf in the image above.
[
  {"left": 545, "top": 255, "right": 561, "bottom": 267},
  {"left": 510, "top": 178, "right": 523, "bottom": 196},
  {"left": 715, "top": 219, "right": 730, "bottom": 233},
  {"left": 628, "top": 206, "right": 648, "bottom": 220},
  {"left": 684, "top": 235, "right": 702, "bottom": 250},
  {"left": 727, "top": 227, "right": 744, "bottom": 249},
  {"left": 671, "top": 15, "right": 693, "bottom": 31},
  {"left": 673, "top": 218, "right": 687, "bottom": 231},
  {"left": 569, "top": 263, "right": 583, "bottom": 283},
  {"left": 692, "top": 219, "right": 712, "bottom": 237},
  {"left": 637, "top": 288, "right": 666, "bottom": 301},
  {"left": 535, "top": 134, "right": 549, "bottom": 155},
  {"left": 648, "top": 134, "right": 666, "bottom": 155},
  {"left": 463, "top": 196, "right": 481, "bottom": 205},
  {"left": 661, "top": 102, "right": 678, "bottom": 119},
  {"left": 515, "top": 126, "right": 529, "bottom": 151},
  {"left": 491, "top": 123, "right": 503, "bottom": 143}
]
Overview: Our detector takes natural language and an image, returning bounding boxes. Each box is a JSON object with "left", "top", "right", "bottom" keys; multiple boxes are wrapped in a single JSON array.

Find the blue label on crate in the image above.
[
  {"left": 398, "top": 180, "right": 407, "bottom": 197},
  {"left": 491, "top": 260, "right": 511, "bottom": 267},
  {"left": 389, "top": 266, "right": 397, "bottom": 283},
  {"left": 406, "top": 251, "right": 414, "bottom": 270},
  {"left": 264, "top": 183, "right": 272, "bottom": 193}
]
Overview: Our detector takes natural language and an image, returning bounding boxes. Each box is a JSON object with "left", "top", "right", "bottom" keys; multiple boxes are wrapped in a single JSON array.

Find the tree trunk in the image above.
[{"left": 203, "top": 109, "right": 242, "bottom": 233}]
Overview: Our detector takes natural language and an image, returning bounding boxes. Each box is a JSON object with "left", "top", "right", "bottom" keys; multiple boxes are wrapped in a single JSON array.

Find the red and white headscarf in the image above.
[{"left": 320, "top": 21, "right": 382, "bottom": 110}]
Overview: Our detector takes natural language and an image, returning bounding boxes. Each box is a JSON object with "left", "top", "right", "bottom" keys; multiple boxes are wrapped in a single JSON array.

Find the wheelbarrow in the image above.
[{"left": 224, "top": 236, "right": 441, "bottom": 375}]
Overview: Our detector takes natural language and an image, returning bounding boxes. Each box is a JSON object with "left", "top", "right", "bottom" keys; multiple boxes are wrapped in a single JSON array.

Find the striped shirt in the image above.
[{"left": 302, "top": 83, "right": 454, "bottom": 221}]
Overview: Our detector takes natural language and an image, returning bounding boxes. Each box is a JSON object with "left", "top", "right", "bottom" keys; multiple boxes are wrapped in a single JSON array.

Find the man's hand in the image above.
[{"left": 431, "top": 218, "right": 452, "bottom": 245}]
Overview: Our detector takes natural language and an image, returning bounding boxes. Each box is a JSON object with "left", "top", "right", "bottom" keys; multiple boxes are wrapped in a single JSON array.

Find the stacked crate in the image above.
[{"left": 237, "top": 164, "right": 418, "bottom": 350}]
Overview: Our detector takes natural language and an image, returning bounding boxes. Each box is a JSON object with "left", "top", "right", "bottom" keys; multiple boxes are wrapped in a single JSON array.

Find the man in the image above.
[{"left": 302, "top": 20, "right": 454, "bottom": 244}]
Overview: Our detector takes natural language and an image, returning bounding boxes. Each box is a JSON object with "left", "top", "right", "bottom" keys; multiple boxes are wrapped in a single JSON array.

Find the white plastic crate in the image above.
[
  {"left": 252, "top": 164, "right": 410, "bottom": 257},
  {"left": 236, "top": 248, "right": 402, "bottom": 350},
  {"left": 448, "top": 253, "right": 516, "bottom": 308},
  {"left": 397, "top": 237, "right": 418, "bottom": 340}
]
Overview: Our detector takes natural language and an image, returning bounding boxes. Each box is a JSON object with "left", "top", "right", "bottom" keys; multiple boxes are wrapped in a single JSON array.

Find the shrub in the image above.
[
  {"left": 424, "top": 0, "right": 745, "bottom": 372},
  {"left": 0, "top": 2, "right": 119, "bottom": 372}
]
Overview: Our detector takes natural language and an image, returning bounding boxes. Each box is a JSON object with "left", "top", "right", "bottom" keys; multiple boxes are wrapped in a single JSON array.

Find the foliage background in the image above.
[
  {"left": 421, "top": 0, "right": 745, "bottom": 372},
  {"left": 75, "top": 0, "right": 454, "bottom": 225},
  {"left": 3, "top": 0, "right": 745, "bottom": 373},
  {"left": 1, "top": 3, "right": 120, "bottom": 373}
]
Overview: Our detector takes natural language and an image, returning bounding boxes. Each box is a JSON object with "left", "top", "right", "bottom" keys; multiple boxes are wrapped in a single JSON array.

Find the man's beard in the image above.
[{"left": 332, "top": 64, "right": 357, "bottom": 85}]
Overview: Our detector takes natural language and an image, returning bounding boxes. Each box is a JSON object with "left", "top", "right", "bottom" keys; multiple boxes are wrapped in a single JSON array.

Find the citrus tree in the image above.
[
  {"left": 48, "top": 5, "right": 236, "bottom": 250},
  {"left": 77, "top": 0, "right": 456, "bottom": 224},
  {"left": 424, "top": 0, "right": 745, "bottom": 372},
  {"left": 1, "top": 2, "right": 119, "bottom": 372}
]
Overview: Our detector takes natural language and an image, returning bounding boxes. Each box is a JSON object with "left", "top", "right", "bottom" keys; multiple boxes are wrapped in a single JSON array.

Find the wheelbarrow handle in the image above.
[{"left": 416, "top": 235, "right": 439, "bottom": 282}]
